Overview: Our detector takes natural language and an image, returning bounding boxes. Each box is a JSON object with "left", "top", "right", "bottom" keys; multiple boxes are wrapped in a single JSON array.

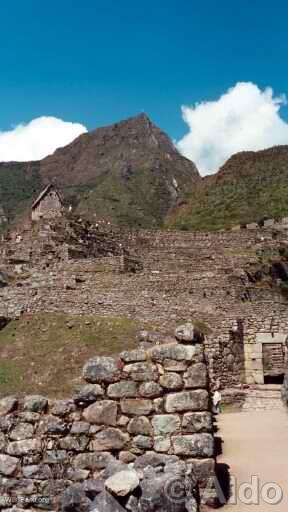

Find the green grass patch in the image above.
[{"left": 0, "top": 313, "right": 151, "bottom": 398}]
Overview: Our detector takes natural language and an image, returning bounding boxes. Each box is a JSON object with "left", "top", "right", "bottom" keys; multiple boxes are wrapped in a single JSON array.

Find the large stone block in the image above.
[
  {"left": 121, "top": 399, "right": 153, "bottom": 416},
  {"left": 0, "top": 454, "right": 19, "bottom": 476},
  {"left": 83, "top": 357, "right": 120, "bottom": 384},
  {"left": 148, "top": 344, "right": 188, "bottom": 362},
  {"left": 159, "top": 373, "right": 183, "bottom": 390},
  {"left": 128, "top": 417, "right": 152, "bottom": 435},
  {"left": 120, "top": 349, "right": 147, "bottom": 362},
  {"left": 0, "top": 397, "right": 17, "bottom": 416},
  {"left": 23, "top": 396, "right": 48, "bottom": 413},
  {"left": 139, "top": 382, "right": 163, "bottom": 398},
  {"left": 165, "top": 390, "right": 209, "bottom": 413},
  {"left": 105, "top": 469, "right": 139, "bottom": 496},
  {"left": 175, "top": 322, "right": 203, "bottom": 343},
  {"left": 74, "top": 384, "right": 104, "bottom": 405},
  {"left": 7, "top": 439, "right": 42, "bottom": 456},
  {"left": 163, "top": 360, "right": 188, "bottom": 372},
  {"left": 152, "top": 415, "right": 181, "bottom": 435},
  {"left": 187, "top": 458, "right": 215, "bottom": 487},
  {"left": 90, "top": 490, "right": 127, "bottom": 512},
  {"left": 123, "top": 362, "right": 158, "bottom": 382},
  {"left": 91, "top": 428, "right": 129, "bottom": 451},
  {"left": 107, "top": 381, "right": 138, "bottom": 399},
  {"left": 183, "top": 363, "right": 207, "bottom": 389},
  {"left": 10, "top": 423, "right": 34, "bottom": 441},
  {"left": 38, "top": 416, "right": 68, "bottom": 435},
  {"left": 132, "top": 435, "right": 153, "bottom": 449},
  {"left": 182, "top": 412, "right": 212, "bottom": 433},
  {"left": 172, "top": 434, "right": 214, "bottom": 457},
  {"left": 154, "top": 436, "right": 171, "bottom": 453},
  {"left": 51, "top": 399, "right": 76, "bottom": 417},
  {"left": 73, "top": 452, "right": 114, "bottom": 470},
  {"left": 83, "top": 401, "right": 117, "bottom": 426}
]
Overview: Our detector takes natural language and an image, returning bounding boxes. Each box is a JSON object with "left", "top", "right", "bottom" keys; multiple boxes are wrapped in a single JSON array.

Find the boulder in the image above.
[
  {"left": 120, "top": 349, "right": 147, "bottom": 362},
  {"left": 152, "top": 415, "right": 181, "bottom": 435},
  {"left": 183, "top": 364, "right": 207, "bottom": 389},
  {"left": 73, "top": 452, "right": 114, "bottom": 470},
  {"left": 175, "top": 323, "right": 203, "bottom": 343},
  {"left": 127, "top": 417, "right": 152, "bottom": 435},
  {"left": 83, "top": 357, "right": 120, "bottom": 384},
  {"left": 59, "top": 435, "right": 89, "bottom": 452},
  {"left": 105, "top": 469, "right": 139, "bottom": 496},
  {"left": 0, "top": 496, "right": 12, "bottom": 509},
  {"left": 132, "top": 435, "right": 153, "bottom": 450},
  {"left": 60, "top": 486, "right": 91, "bottom": 512},
  {"left": 7, "top": 439, "right": 42, "bottom": 456},
  {"left": 0, "top": 397, "right": 18, "bottom": 416},
  {"left": 0, "top": 432, "right": 6, "bottom": 450},
  {"left": 160, "top": 373, "right": 183, "bottom": 390},
  {"left": 139, "top": 382, "right": 163, "bottom": 398},
  {"left": 165, "top": 390, "right": 209, "bottom": 413},
  {"left": 139, "top": 471, "right": 193, "bottom": 512},
  {"left": 39, "top": 416, "right": 68, "bottom": 435},
  {"left": 0, "top": 272, "right": 9, "bottom": 288},
  {"left": 70, "top": 421, "right": 90, "bottom": 434},
  {"left": 10, "top": 423, "right": 34, "bottom": 441},
  {"left": 123, "top": 362, "right": 158, "bottom": 382},
  {"left": 154, "top": 436, "right": 171, "bottom": 453},
  {"left": 172, "top": 434, "right": 214, "bottom": 457},
  {"left": 90, "top": 491, "right": 126, "bottom": 512},
  {"left": 51, "top": 399, "right": 76, "bottom": 417},
  {"left": 121, "top": 399, "right": 153, "bottom": 416},
  {"left": 83, "top": 401, "right": 117, "bottom": 426},
  {"left": 182, "top": 412, "right": 212, "bottom": 433},
  {"left": 91, "top": 428, "right": 129, "bottom": 451},
  {"left": 107, "top": 381, "right": 137, "bottom": 399},
  {"left": 134, "top": 452, "right": 178, "bottom": 470},
  {"left": 0, "top": 454, "right": 19, "bottom": 476},
  {"left": 74, "top": 384, "right": 104, "bottom": 405},
  {"left": 148, "top": 344, "right": 188, "bottom": 362},
  {"left": 23, "top": 396, "right": 48, "bottom": 413}
]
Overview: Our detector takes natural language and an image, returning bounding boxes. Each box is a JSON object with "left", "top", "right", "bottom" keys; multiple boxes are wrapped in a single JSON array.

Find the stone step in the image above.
[{"left": 241, "top": 384, "right": 284, "bottom": 411}]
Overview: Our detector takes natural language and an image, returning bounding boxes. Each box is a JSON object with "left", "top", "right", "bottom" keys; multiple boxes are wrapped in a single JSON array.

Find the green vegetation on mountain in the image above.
[
  {"left": 167, "top": 146, "right": 288, "bottom": 231},
  {"left": 2, "top": 116, "right": 288, "bottom": 233},
  {"left": 0, "top": 162, "right": 42, "bottom": 231}
]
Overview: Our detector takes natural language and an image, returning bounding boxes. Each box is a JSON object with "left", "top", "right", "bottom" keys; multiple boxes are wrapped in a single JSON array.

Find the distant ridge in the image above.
[
  {"left": 2, "top": 115, "right": 288, "bottom": 233},
  {"left": 167, "top": 145, "right": 288, "bottom": 231}
]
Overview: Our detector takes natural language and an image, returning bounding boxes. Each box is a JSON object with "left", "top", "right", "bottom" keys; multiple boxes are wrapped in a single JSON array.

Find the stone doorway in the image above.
[
  {"left": 245, "top": 333, "right": 288, "bottom": 385},
  {"left": 263, "top": 343, "right": 285, "bottom": 384}
]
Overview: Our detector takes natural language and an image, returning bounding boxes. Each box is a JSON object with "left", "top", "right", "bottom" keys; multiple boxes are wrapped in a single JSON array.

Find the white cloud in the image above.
[
  {"left": 177, "top": 82, "right": 288, "bottom": 175},
  {"left": 0, "top": 116, "right": 87, "bottom": 162}
]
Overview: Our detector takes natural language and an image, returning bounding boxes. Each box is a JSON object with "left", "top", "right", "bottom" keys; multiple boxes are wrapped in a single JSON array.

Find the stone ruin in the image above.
[{"left": 0, "top": 324, "right": 219, "bottom": 511}]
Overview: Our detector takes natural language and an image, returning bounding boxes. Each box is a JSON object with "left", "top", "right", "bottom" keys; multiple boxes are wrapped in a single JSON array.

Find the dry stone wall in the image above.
[{"left": 0, "top": 326, "right": 217, "bottom": 511}]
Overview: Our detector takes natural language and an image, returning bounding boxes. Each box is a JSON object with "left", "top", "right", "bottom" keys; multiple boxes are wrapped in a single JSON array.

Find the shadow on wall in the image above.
[{"left": 215, "top": 462, "right": 231, "bottom": 506}]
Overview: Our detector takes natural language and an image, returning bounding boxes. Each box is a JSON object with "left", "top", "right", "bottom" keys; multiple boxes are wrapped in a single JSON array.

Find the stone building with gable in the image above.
[{"left": 31, "top": 184, "right": 63, "bottom": 222}]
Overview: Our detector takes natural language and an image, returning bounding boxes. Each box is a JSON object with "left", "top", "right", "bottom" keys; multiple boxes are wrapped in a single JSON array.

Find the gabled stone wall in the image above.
[{"left": 0, "top": 325, "right": 217, "bottom": 511}]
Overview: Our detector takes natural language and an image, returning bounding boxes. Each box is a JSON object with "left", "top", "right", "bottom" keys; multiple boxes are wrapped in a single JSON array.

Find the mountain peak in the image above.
[{"left": 0, "top": 114, "right": 200, "bottom": 231}]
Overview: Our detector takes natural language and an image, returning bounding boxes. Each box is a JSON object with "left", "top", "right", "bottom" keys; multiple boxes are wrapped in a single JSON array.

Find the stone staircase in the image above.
[{"left": 242, "top": 385, "right": 284, "bottom": 411}]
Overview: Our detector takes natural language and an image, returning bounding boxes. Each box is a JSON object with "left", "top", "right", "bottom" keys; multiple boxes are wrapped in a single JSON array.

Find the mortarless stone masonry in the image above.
[{"left": 0, "top": 327, "right": 218, "bottom": 511}]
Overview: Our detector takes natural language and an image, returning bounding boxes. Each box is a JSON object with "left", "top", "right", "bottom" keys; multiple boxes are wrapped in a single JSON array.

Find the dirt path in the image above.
[{"left": 217, "top": 410, "right": 288, "bottom": 511}]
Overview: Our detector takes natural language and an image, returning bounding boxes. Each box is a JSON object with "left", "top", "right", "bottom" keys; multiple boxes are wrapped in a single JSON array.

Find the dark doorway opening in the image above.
[{"left": 264, "top": 374, "right": 284, "bottom": 385}]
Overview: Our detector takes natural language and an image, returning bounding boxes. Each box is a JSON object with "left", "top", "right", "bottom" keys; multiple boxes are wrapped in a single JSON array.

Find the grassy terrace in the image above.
[{"left": 0, "top": 313, "right": 152, "bottom": 398}]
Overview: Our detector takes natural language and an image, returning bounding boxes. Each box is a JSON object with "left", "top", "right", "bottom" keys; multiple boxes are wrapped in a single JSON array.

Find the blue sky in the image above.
[
  {"left": 1, "top": 1, "right": 288, "bottom": 173},
  {"left": 1, "top": 0, "right": 288, "bottom": 137}
]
